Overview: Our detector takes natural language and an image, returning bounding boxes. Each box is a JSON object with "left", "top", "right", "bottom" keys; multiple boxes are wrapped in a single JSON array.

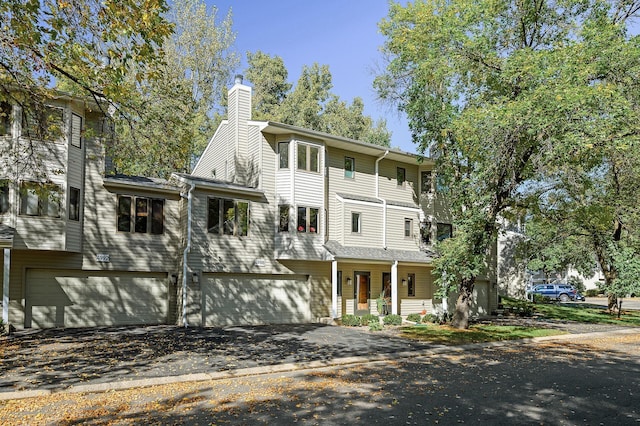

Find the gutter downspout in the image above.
[
  {"left": 375, "top": 150, "right": 389, "bottom": 249},
  {"left": 181, "top": 182, "right": 195, "bottom": 328}
]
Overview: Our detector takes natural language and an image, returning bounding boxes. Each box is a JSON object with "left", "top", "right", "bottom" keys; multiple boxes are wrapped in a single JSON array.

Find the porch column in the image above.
[
  {"left": 3, "top": 248, "right": 10, "bottom": 325},
  {"left": 391, "top": 260, "right": 398, "bottom": 315},
  {"left": 331, "top": 260, "right": 338, "bottom": 318}
]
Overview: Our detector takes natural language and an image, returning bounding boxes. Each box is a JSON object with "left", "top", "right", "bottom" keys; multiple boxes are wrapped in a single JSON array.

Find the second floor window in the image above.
[
  {"left": 351, "top": 212, "right": 361, "bottom": 233},
  {"left": 279, "top": 204, "right": 290, "bottom": 232},
  {"left": 20, "top": 182, "right": 61, "bottom": 217},
  {"left": 421, "top": 171, "right": 433, "bottom": 194},
  {"left": 0, "top": 102, "right": 11, "bottom": 136},
  {"left": 297, "top": 144, "right": 319, "bottom": 172},
  {"left": 344, "top": 157, "right": 355, "bottom": 179},
  {"left": 397, "top": 167, "right": 406, "bottom": 186},
  {"left": 68, "top": 187, "right": 80, "bottom": 221},
  {"left": 22, "top": 105, "right": 64, "bottom": 141},
  {"left": 297, "top": 206, "right": 318, "bottom": 233},
  {"left": 420, "top": 220, "right": 431, "bottom": 245},
  {"left": 117, "top": 195, "right": 164, "bottom": 234},
  {"left": 0, "top": 181, "right": 9, "bottom": 213},
  {"left": 279, "top": 142, "right": 289, "bottom": 169},
  {"left": 437, "top": 223, "right": 453, "bottom": 241},
  {"left": 404, "top": 218, "right": 413, "bottom": 238},
  {"left": 71, "top": 113, "right": 82, "bottom": 148},
  {"left": 208, "top": 197, "right": 249, "bottom": 236}
]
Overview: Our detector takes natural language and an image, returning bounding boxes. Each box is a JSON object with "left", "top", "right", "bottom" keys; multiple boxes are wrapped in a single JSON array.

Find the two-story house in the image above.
[{"left": 1, "top": 80, "right": 497, "bottom": 330}]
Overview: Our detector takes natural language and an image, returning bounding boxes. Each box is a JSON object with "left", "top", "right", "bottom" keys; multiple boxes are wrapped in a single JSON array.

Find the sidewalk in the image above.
[{"left": 1, "top": 322, "right": 637, "bottom": 401}]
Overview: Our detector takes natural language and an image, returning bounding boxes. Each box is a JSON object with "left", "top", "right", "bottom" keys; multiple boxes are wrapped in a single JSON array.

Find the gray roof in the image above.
[
  {"left": 0, "top": 224, "right": 15, "bottom": 248},
  {"left": 172, "top": 173, "right": 266, "bottom": 200},
  {"left": 336, "top": 193, "right": 420, "bottom": 210},
  {"left": 324, "top": 240, "right": 436, "bottom": 264},
  {"left": 103, "top": 174, "right": 181, "bottom": 193}
]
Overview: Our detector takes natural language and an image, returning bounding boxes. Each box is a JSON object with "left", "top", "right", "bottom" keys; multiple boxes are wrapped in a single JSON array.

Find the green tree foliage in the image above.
[
  {"left": 110, "top": 0, "right": 238, "bottom": 177},
  {"left": 377, "top": 0, "right": 640, "bottom": 328},
  {"left": 245, "top": 52, "right": 391, "bottom": 146},
  {"left": 1, "top": 0, "right": 172, "bottom": 179}
]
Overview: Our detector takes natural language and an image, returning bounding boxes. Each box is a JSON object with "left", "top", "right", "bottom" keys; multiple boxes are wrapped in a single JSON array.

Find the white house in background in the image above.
[{"left": 1, "top": 79, "right": 498, "bottom": 329}]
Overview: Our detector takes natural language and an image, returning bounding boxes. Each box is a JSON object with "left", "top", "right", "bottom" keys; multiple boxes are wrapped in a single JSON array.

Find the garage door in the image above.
[
  {"left": 202, "top": 274, "right": 310, "bottom": 326},
  {"left": 25, "top": 269, "right": 169, "bottom": 328}
]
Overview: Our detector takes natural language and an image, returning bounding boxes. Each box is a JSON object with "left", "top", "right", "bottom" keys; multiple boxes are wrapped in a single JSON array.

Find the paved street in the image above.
[
  {"left": 1, "top": 329, "right": 639, "bottom": 425},
  {"left": 583, "top": 297, "right": 640, "bottom": 311}
]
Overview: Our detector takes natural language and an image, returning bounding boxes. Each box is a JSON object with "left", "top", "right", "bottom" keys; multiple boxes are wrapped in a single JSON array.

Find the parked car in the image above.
[
  {"left": 574, "top": 292, "right": 586, "bottom": 301},
  {"left": 527, "top": 284, "right": 580, "bottom": 302}
]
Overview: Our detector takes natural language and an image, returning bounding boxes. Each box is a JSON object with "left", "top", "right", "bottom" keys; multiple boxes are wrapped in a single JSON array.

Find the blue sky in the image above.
[{"left": 206, "top": 0, "right": 414, "bottom": 152}]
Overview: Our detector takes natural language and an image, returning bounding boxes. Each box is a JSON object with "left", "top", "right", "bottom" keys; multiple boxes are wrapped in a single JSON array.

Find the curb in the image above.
[{"left": 1, "top": 327, "right": 638, "bottom": 401}]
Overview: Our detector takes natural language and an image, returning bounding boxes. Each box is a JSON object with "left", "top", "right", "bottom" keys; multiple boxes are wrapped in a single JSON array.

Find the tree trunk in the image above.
[{"left": 452, "top": 277, "right": 475, "bottom": 329}]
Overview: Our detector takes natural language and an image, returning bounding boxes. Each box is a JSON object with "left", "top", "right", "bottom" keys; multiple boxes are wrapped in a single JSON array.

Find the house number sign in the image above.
[{"left": 96, "top": 254, "right": 110, "bottom": 262}]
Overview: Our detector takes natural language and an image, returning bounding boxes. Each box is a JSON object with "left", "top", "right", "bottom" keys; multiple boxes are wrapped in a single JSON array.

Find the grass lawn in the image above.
[
  {"left": 503, "top": 298, "right": 640, "bottom": 326},
  {"left": 400, "top": 324, "right": 565, "bottom": 345}
]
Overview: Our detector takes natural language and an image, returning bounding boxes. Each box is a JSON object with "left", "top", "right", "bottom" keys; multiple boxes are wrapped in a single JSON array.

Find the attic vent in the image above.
[{"left": 234, "top": 74, "right": 243, "bottom": 85}]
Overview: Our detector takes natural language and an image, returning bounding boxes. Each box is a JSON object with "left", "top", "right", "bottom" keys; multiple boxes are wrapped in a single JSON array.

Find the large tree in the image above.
[
  {"left": 245, "top": 52, "right": 391, "bottom": 146},
  {"left": 1, "top": 0, "right": 172, "bottom": 179},
  {"left": 108, "top": 0, "right": 238, "bottom": 177},
  {"left": 377, "top": 0, "right": 640, "bottom": 328}
]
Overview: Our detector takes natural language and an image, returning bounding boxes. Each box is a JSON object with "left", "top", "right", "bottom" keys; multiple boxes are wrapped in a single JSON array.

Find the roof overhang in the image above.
[
  {"left": 172, "top": 173, "right": 267, "bottom": 202},
  {"left": 103, "top": 175, "right": 182, "bottom": 196}
]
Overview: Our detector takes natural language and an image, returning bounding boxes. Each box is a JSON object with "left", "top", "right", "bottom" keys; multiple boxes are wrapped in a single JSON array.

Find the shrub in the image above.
[
  {"left": 383, "top": 314, "right": 402, "bottom": 325},
  {"left": 585, "top": 289, "right": 599, "bottom": 297},
  {"left": 406, "top": 313, "right": 422, "bottom": 323},
  {"left": 361, "top": 314, "right": 379, "bottom": 326},
  {"left": 533, "top": 294, "right": 553, "bottom": 304},
  {"left": 422, "top": 313, "right": 438, "bottom": 323},
  {"left": 0, "top": 319, "right": 4, "bottom": 335},
  {"left": 369, "top": 321, "right": 383, "bottom": 331},
  {"left": 509, "top": 299, "right": 535, "bottom": 317},
  {"left": 341, "top": 314, "right": 361, "bottom": 326}
]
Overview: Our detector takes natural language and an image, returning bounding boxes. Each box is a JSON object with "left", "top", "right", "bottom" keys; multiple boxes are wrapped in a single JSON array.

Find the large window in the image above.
[
  {"left": 279, "top": 204, "right": 290, "bottom": 232},
  {"left": 22, "top": 105, "right": 64, "bottom": 141},
  {"left": 117, "top": 195, "right": 164, "bottom": 234},
  {"left": 397, "top": 167, "right": 406, "bottom": 186},
  {"left": 437, "top": 223, "right": 453, "bottom": 241},
  {"left": 0, "top": 102, "right": 11, "bottom": 136},
  {"left": 19, "top": 182, "right": 61, "bottom": 217},
  {"left": 208, "top": 197, "right": 249, "bottom": 236},
  {"left": 297, "top": 144, "right": 319, "bottom": 172},
  {"left": 421, "top": 171, "right": 432, "bottom": 194},
  {"left": 279, "top": 142, "right": 289, "bottom": 169},
  {"left": 351, "top": 212, "right": 361, "bottom": 233},
  {"left": 344, "top": 157, "right": 355, "bottom": 179},
  {"left": 404, "top": 218, "right": 413, "bottom": 238},
  {"left": 297, "top": 206, "right": 318, "bottom": 233},
  {"left": 68, "top": 187, "right": 80, "bottom": 221},
  {"left": 0, "top": 181, "right": 9, "bottom": 213},
  {"left": 407, "top": 273, "right": 416, "bottom": 297}
]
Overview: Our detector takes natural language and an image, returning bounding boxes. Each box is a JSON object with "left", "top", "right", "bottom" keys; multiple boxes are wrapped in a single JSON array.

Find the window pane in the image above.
[
  {"left": 309, "top": 208, "right": 318, "bottom": 233},
  {"left": 397, "top": 167, "right": 406, "bottom": 185},
  {"left": 0, "top": 102, "right": 11, "bottom": 136},
  {"left": 23, "top": 106, "right": 63, "bottom": 141},
  {"left": 223, "top": 199, "right": 235, "bottom": 235},
  {"left": 117, "top": 196, "right": 131, "bottom": 232},
  {"left": 20, "top": 186, "right": 39, "bottom": 216},
  {"left": 151, "top": 199, "right": 164, "bottom": 234},
  {"left": 69, "top": 187, "right": 80, "bottom": 221},
  {"left": 344, "top": 157, "right": 354, "bottom": 178},
  {"left": 351, "top": 212, "right": 360, "bottom": 233},
  {"left": 404, "top": 218, "right": 412, "bottom": 237},
  {"left": 408, "top": 273, "right": 415, "bottom": 297},
  {"left": 71, "top": 113, "right": 82, "bottom": 148},
  {"left": 279, "top": 205, "right": 289, "bottom": 232},
  {"left": 437, "top": 223, "right": 453, "bottom": 241},
  {"left": 297, "top": 206, "right": 306, "bottom": 232},
  {"left": 297, "top": 144, "right": 307, "bottom": 170},
  {"left": 279, "top": 142, "right": 289, "bottom": 168},
  {"left": 310, "top": 146, "right": 319, "bottom": 172},
  {"left": 421, "top": 171, "right": 432, "bottom": 194},
  {"left": 207, "top": 198, "right": 220, "bottom": 234},
  {"left": 337, "top": 271, "right": 342, "bottom": 296},
  {"left": 43, "top": 186, "right": 61, "bottom": 217},
  {"left": 420, "top": 220, "right": 431, "bottom": 245},
  {"left": 135, "top": 198, "right": 148, "bottom": 233},
  {"left": 0, "top": 181, "right": 9, "bottom": 213},
  {"left": 237, "top": 202, "right": 249, "bottom": 236}
]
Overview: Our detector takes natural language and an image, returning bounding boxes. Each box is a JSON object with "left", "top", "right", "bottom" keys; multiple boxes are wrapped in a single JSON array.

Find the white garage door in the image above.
[
  {"left": 203, "top": 274, "right": 310, "bottom": 326},
  {"left": 26, "top": 269, "right": 169, "bottom": 328}
]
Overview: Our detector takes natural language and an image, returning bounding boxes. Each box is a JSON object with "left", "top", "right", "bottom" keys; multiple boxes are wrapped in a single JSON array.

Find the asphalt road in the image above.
[
  {"left": 2, "top": 330, "right": 639, "bottom": 425},
  {"left": 583, "top": 297, "right": 640, "bottom": 311}
]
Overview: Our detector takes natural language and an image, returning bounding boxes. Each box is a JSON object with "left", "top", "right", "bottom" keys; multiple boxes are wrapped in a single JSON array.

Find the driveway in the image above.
[{"left": 0, "top": 320, "right": 633, "bottom": 395}]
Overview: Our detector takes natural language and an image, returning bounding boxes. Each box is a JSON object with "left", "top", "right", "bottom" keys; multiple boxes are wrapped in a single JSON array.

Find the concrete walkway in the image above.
[{"left": 1, "top": 322, "right": 638, "bottom": 401}]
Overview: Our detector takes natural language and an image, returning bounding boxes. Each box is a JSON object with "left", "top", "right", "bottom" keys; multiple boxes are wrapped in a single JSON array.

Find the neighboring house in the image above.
[{"left": 1, "top": 80, "right": 498, "bottom": 329}]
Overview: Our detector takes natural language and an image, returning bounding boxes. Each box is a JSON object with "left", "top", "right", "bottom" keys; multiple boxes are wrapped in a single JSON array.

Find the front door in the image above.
[{"left": 355, "top": 271, "right": 370, "bottom": 314}]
